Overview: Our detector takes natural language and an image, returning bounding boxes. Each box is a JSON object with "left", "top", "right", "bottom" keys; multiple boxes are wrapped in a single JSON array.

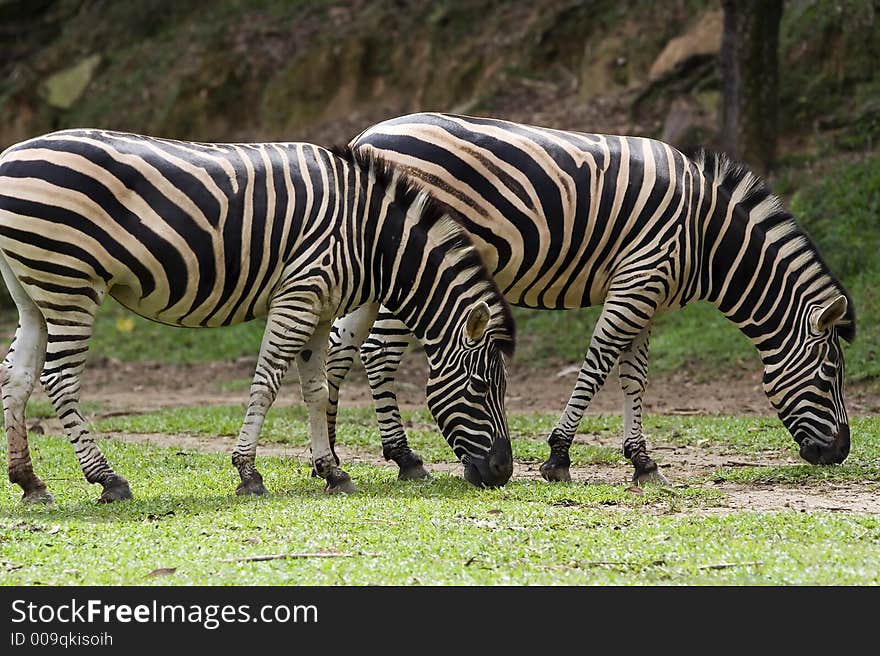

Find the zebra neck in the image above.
[
  {"left": 697, "top": 194, "right": 823, "bottom": 356},
  {"left": 369, "top": 211, "right": 485, "bottom": 367}
]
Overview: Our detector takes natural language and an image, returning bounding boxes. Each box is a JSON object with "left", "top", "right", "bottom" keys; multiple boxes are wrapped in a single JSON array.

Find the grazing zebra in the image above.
[
  {"left": 0, "top": 129, "right": 515, "bottom": 503},
  {"left": 325, "top": 112, "right": 855, "bottom": 484}
]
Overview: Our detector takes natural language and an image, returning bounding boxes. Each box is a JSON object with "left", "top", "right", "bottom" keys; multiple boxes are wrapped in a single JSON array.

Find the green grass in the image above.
[
  {"left": 92, "top": 406, "right": 880, "bottom": 484},
  {"left": 2, "top": 418, "right": 880, "bottom": 585},
  {"left": 26, "top": 399, "right": 103, "bottom": 420},
  {"left": 93, "top": 406, "right": 625, "bottom": 467}
]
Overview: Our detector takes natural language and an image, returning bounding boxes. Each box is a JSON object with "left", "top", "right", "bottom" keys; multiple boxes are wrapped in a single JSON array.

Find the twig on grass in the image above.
[
  {"left": 578, "top": 560, "right": 666, "bottom": 569},
  {"left": 94, "top": 410, "right": 151, "bottom": 419},
  {"left": 220, "top": 551, "right": 378, "bottom": 563},
  {"left": 724, "top": 460, "right": 766, "bottom": 467},
  {"left": 698, "top": 561, "right": 762, "bottom": 570}
]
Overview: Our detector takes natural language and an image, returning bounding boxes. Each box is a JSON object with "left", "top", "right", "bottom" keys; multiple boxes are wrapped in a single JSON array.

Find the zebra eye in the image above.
[{"left": 469, "top": 376, "right": 489, "bottom": 396}]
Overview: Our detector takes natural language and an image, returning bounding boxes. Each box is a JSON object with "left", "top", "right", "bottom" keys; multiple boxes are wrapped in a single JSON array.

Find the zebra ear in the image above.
[
  {"left": 464, "top": 302, "right": 491, "bottom": 342},
  {"left": 813, "top": 295, "right": 848, "bottom": 333}
]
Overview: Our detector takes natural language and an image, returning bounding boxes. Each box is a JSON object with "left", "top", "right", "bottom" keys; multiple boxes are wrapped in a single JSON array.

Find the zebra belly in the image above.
[{"left": 107, "top": 283, "right": 269, "bottom": 328}]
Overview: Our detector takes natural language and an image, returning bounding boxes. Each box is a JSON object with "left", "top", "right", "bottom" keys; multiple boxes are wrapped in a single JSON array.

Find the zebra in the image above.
[
  {"left": 324, "top": 112, "right": 855, "bottom": 484},
  {"left": 0, "top": 128, "right": 516, "bottom": 503}
]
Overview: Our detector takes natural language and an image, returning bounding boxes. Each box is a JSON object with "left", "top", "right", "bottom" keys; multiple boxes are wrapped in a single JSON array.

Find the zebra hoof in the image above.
[
  {"left": 325, "top": 469, "right": 357, "bottom": 495},
  {"left": 391, "top": 450, "right": 428, "bottom": 480},
  {"left": 22, "top": 487, "right": 54, "bottom": 504},
  {"left": 98, "top": 476, "right": 133, "bottom": 503},
  {"left": 310, "top": 450, "right": 341, "bottom": 478},
  {"left": 236, "top": 478, "right": 268, "bottom": 496},
  {"left": 542, "top": 434, "right": 572, "bottom": 483},
  {"left": 398, "top": 464, "right": 430, "bottom": 480},
  {"left": 633, "top": 467, "right": 670, "bottom": 486},
  {"left": 539, "top": 462, "right": 572, "bottom": 483}
]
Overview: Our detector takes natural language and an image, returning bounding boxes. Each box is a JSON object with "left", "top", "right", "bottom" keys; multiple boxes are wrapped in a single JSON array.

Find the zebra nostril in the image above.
[
  {"left": 799, "top": 439, "right": 821, "bottom": 465},
  {"left": 486, "top": 439, "right": 513, "bottom": 486}
]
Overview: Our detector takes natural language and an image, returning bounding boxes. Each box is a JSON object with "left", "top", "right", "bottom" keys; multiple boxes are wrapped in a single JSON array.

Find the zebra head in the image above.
[
  {"left": 761, "top": 294, "right": 854, "bottom": 465},
  {"left": 425, "top": 300, "right": 514, "bottom": 488}
]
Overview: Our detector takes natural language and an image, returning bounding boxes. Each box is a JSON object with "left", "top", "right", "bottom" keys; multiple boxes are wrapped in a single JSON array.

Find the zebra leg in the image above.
[
  {"left": 325, "top": 303, "right": 379, "bottom": 470},
  {"left": 618, "top": 327, "right": 669, "bottom": 485},
  {"left": 0, "top": 266, "right": 50, "bottom": 502},
  {"left": 40, "top": 307, "right": 133, "bottom": 503},
  {"left": 540, "top": 296, "right": 655, "bottom": 483},
  {"left": 360, "top": 312, "right": 428, "bottom": 480},
  {"left": 297, "top": 322, "right": 356, "bottom": 494},
  {"left": 231, "top": 307, "right": 312, "bottom": 496}
]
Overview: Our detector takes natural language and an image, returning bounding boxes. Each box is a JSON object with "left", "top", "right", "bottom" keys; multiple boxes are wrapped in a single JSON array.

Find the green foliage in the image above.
[
  {"left": 790, "top": 155, "right": 880, "bottom": 281},
  {"left": 649, "top": 303, "right": 755, "bottom": 373},
  {"left": 779, "top": 0, "right": 880, "bottom": 148},
  {"left": 2, "top": 414, "right": 880, "bottom": 585}
]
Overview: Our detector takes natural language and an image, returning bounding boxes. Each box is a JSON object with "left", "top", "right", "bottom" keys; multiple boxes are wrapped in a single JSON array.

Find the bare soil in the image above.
[
  {"left": 71, "top": 351, "right": 880, "bottom": 416},
  {"left": 28, "top": 356, "right": 880, "bottom": 515}
]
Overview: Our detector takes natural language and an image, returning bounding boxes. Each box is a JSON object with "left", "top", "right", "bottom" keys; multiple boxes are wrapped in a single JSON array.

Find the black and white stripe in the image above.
[
  {"left": 0, "top": 128, "right": 515, "bottom": 502},
  {"left": 325, "top": 112, "right": 854, "bottom": 483}
]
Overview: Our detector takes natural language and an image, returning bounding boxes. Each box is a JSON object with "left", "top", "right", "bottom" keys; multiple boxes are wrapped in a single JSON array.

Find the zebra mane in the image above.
[
  {"left": 329, "top": 143, "right": 516, "bottom": 356},
  {"left": 692, "top": 149, "right": 856, "bottom": 342}
]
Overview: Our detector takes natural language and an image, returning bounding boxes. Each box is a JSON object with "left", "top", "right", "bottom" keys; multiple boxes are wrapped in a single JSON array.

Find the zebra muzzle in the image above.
[
  {"left": 799, "top": 423, "right": 850, "bottom": 465},
  {"left": 462, "top": 438, "right": 513, "bottom": 488}
]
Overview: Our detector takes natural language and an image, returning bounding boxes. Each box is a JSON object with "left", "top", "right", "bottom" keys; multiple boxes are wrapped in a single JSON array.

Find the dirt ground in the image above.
[{"left": 29, "top": 356, "right": 880, "bottom": 515}]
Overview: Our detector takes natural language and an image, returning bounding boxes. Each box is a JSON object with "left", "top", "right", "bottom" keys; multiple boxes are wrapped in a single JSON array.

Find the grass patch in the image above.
[
  {"left": 217, "top": 378, "right": 257, "bottom": 392},
  {"left": 2, "top": 432, "right": 880, "bottom": 585},
  {"left": 93, "top": 406, "right": 624, "bottom": 467},
  {"left": 26, "top": 399, "right": 103, "bottom": 420},
  {"left": 92, "top": 406, "right": 880, "bottom": 483},
  {"left": 4, "top": 408, "right": 880, "bottom": 585}
]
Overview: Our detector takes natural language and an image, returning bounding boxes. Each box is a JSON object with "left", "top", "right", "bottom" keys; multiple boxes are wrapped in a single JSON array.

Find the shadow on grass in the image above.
[
  {"left": 0, "top": 470, "right": 727, "bottom": 527},
  {"left": 704, "top": 462, "right": 880, "bottom": 485}
]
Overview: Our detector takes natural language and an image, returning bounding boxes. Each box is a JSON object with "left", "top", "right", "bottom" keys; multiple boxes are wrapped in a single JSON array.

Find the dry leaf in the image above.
[{"left": 146, "top": 567, "right": 177, "bottom": 578}]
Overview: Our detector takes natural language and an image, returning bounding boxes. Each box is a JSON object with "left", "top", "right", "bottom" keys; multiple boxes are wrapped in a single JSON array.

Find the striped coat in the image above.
[
  {"left": 0, "top": 129, "right": 515, "bottom": 502},
  {"left": 326, "top": 112, "right": 854, "bottom": 483}
]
